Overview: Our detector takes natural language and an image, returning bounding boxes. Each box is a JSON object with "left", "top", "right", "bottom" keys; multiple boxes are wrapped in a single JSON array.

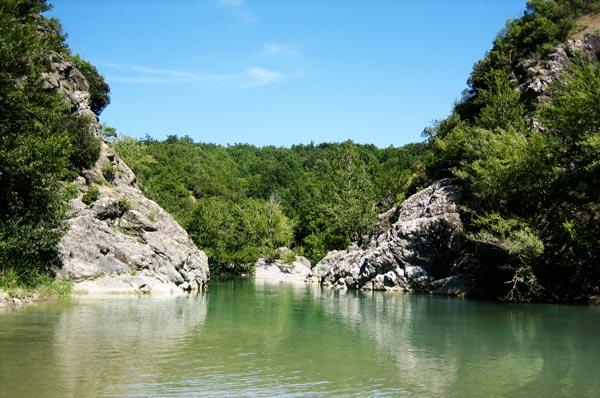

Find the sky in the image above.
[{"left": 48, "top": 0, "right": 527, "bottom": 147}]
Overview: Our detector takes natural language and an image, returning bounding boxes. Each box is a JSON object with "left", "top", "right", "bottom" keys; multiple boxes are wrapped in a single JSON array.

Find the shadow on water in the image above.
[{"left": 0, "top": 278, "right": 599, "bottom": 397}]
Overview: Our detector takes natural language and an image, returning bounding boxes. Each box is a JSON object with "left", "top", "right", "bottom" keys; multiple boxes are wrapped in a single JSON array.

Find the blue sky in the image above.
[{"left": 49, "top": 0, "right": 526, "bottom": 147}]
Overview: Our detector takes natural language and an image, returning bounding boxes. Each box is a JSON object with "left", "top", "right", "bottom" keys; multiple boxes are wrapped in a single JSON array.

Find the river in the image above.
[{"left": 1, "top": 278, "right": 599, "bottom": 397}]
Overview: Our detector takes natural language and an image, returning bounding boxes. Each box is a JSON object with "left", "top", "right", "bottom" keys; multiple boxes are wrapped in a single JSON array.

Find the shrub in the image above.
[
  {"left": 69, "top": 54, "right": 111, "bottom": 115},
  {"left": 102, "top": 162, "right": 116, "bottom": 182},
  {"left": 187, "top": 197, "right": 293, "bottom": 273},
  {"left": 118, "top": 197, "right": 133, "bottom": 211},
  {"left": 82, "top": 186, "right": 100, "bottom": 205},
  {"left": 67, "top": 116, "right": 100, "bottom": 171}
]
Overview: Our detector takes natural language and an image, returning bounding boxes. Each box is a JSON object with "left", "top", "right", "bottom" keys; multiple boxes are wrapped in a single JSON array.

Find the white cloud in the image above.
[
  {"left": 102, "top": 63, "right": 302, "bottom": 89},
  {"left": 262, "top": 42, "right": 299, "bottom": 57}
]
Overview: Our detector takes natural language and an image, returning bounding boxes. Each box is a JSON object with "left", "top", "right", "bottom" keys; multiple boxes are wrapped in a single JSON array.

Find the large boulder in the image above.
[
  {"left": 44, "top": 57, "right": 209, "bottom": 295},
  {"left": 255, "top": 248, "right": 312, "bottom": 285},
  {"left": 56, "top": 144, "right": 209, "bottom": 295},
  {"left": 309, "top": 179, "right": 471, "bottom": 296}
]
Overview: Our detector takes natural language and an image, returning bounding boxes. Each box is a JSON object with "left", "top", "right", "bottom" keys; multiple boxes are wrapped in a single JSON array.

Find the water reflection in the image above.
[
  {"left": 0, "top": 281, "right": 599, "bottom": 397},
  {"left": 0, "top": 295, "right": 207, "bottom": 398},
  {"left": 310, "top": 287, "right": 600, "bottom": 397}
]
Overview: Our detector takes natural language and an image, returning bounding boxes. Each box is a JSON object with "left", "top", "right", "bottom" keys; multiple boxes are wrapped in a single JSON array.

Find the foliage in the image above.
[
  {"left": 114, "top": 136, "right": 426, "bottom": 267},
  {"left": 82, "top": 186, "right": 100, "bottom": 205},
  {"left": 187, "top": 197, "right": 293, "bottom": 273},
  {"left": 118, "top": 197, "right": 133, "bottom": 211},
  {"left": 69, "top": 53, "right": 110, "bottom": 115},
  {"left": 101, "top": 162, "right": 117, "bottom": 182},
  {"left": 100, "top": 123, "right": 117, "bottom": 141},
  {"left": 0, "top": 267, "right": 72, "bottom": 300},
  {"left": 0, "top": 0, "right": 101, "bottom": 287},
  {"left": 455, "top": 0, "right": 599, "bottom": 122},
  {"left": 425, "top": 0, "right": 600, "bottom": 302},
  {"left": 67, "top": 115, "right": 100, "bottom": 171}
]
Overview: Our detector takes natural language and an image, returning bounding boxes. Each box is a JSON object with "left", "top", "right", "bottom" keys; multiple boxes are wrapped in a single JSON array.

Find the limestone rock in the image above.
[
  {"left": 56, "top": 143, "right": 209, "bottom": 294},
  {"left": 255, "top": 248, "right": 312, "bottom": 285},
  {"left": 309, "top": 179, "right": 470, "bottom": 297},
  {"left": 43, "top": 54, "right": 210, "bottom": 295},
  {"left": 523, "top": 33, "right": 600, "bottom": 105}
]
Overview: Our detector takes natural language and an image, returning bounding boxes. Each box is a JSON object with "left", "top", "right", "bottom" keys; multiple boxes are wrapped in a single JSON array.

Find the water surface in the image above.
[{"left": 1, "top": 278, "right": 599, "bottom": 397}]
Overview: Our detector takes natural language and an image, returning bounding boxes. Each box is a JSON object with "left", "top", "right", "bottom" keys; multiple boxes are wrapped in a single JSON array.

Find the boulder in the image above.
[
  {"left": 56, "top": 143, "right": 209, "bottom": 294},
  {"left": 309, "top": 179, "right": 471, "bottom": 297},
  {"left": 255, "top": 248, "right": 312, "bottom": 285}
]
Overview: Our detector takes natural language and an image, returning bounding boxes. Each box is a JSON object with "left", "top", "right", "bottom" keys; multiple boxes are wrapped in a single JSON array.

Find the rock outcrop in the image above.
[
  {"left": 44, "top": 58, "right": 209, "bottom": 294},
  {"left": 523, "top": 33, "right": 600, "bottom": 104},
  {"left": 309, "top": 179, "right": 471, "bottom": 296},
  {"left": 254, "top": 248, "right": 312, "bottom": 284},
  {"left": 0, "top": 290, "right": 38, "bottom": 309}
]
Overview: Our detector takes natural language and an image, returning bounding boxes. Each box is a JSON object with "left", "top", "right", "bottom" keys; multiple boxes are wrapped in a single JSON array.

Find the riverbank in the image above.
[{"left": 0, "top": 273, "right": 72, "bottom": 309}]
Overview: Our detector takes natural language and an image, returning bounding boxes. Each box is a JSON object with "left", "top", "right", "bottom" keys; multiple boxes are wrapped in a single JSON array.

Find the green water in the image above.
[{"left": 1, "top": 279, "right": 599, "bottom": 397}]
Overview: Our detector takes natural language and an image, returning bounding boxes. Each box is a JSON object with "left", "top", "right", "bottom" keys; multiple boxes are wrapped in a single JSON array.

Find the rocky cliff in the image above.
[
  {"left": 309, "top": 179, "right": 472, "bottom": 296},
  {"left": 43, "top": 58, "right": 209, "bottom": 294},
  {"left": 523, "top": 33, "right": 600, "bottom": 105}
]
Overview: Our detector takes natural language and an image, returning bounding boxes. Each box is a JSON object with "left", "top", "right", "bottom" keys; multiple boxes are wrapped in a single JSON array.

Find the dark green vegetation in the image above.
[
  {"left": 423, "top": 0, "right": 600, "bottom": 302},
  {"left": 115, "top": 137, "right": 426, "bottom": 272},
  {"left": 0, "top": 0, "right": 108, "bottom": 290},
  {"left": 69, "top": 54, "right": 110, "bottom": 115}
]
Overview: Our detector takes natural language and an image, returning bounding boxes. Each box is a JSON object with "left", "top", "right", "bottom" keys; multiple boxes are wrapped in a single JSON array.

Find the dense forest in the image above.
[
  {"left": 114, "top": 137, "right": 426, "bottom": 272},
  {"left": 1, "top": 0, "right": 599, "bottom": 303}
]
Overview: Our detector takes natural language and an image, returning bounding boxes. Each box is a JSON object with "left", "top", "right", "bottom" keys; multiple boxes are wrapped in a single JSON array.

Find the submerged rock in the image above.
[
  {"left": 255, "top": 248, "right": 312, "bottom": 284},
  {"left": 44, "top": 57, "right": 209, "bottom": 295},
  {"left": 309, "top": 179, "right": 471, "bottom": 297}
]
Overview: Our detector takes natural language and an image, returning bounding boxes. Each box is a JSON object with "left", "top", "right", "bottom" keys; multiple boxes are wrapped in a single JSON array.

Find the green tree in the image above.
[
  {"left": 0, "top": 0, "right": 99, "bottom": 285},
  {"left": 69, "top": 54, "right": 110, "bottom": 115}
]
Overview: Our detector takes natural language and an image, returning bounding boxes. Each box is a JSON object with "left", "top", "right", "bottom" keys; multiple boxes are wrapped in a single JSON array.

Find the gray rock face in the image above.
[
  {"left": 255, "top": 248, "right": 312, "bottom": 285},
  {"left": 523, "top": 33, "right": 600, "bottom": 104},
  {"left": 44, "top": 57, "right": 209, "bottom": 295},
  {"left": 309, "top": 179, "right": 470, "bottom": 296},
  {"left": 56, "top": 145, "right": 209, "bottom": 294},
  {"left": 42, "top": 58, "right": 97, "bottom": 120}
]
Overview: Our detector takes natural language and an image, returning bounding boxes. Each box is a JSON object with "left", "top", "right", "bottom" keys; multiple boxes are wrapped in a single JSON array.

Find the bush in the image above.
[
  {"left": 187, "top": 197, "right": 293, "bottom": 273},
  {"left": 102, "top": 162, "right": 116, "bottom": 182},
  {"left": 69, "top": 54, "right": 110, "bottom": 115},
  {"left": 68, "top": 116, "right": 100, "bottom": 171},
  {"left": 118, "top": 197, "right": 133, "bottom": 211},
  {"left": 82, "top": 186, "right": 100, "bottom": 205}
]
